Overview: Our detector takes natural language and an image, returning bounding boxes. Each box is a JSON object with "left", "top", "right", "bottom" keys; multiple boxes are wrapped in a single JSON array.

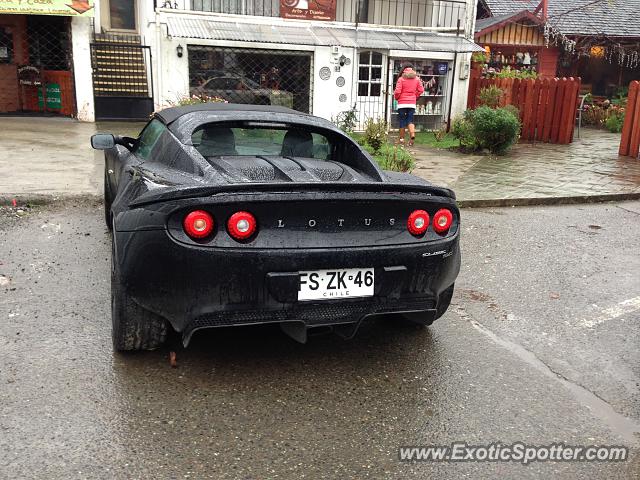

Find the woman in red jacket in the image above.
[{"left": 394, "top": 64, "right": 424, "bottom": 146}]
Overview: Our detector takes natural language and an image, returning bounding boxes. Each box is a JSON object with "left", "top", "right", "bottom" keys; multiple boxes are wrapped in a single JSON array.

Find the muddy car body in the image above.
[{"left": 92, "top": 104, "right": 460, "bottom": 350}]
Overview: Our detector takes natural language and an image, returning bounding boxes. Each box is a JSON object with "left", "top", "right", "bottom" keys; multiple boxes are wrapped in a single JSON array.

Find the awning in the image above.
[{"left": 164, "top": 15, "right": 484, "bottom": 53}]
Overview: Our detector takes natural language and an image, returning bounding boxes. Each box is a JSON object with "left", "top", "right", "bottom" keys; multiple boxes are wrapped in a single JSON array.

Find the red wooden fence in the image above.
[
  {"left": 467, "top": 77, "right": 581, "bottom": 144},
  {"left": 619, "top": 81, "right": 640, "bottom": 158}
]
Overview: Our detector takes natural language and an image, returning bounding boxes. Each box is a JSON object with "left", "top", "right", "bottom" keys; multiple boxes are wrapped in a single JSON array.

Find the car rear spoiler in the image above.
[{"left": 128, "top": 182, "right": 456, "bottom": 208}]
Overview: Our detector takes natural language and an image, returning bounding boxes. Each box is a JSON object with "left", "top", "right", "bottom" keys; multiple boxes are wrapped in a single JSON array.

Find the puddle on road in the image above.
[{"left": 454, "top": 305, "right": 640, "bottom": 445}]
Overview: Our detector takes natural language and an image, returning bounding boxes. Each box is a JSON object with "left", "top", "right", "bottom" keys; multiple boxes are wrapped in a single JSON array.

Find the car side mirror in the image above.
[{"left": 91, "top": 133, "right": 116, "bottom": 150}]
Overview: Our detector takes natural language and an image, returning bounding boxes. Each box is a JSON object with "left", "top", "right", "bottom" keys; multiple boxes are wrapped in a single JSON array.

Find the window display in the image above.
[{"left": 481, "top": 48, "right": 539, "bottom": 77}]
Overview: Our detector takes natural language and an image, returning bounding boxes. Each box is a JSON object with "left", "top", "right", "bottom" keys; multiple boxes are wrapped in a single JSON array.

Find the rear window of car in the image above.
[{"left": 192, "top": 125, "right": 332, "bottom": 160}]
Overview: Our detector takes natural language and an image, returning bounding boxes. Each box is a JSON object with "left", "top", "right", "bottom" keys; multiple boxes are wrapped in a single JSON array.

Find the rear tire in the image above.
[
  {"left": 104, "top": 170, "right": 113, "bottom": 231},
  {"left": 111, "top": 238, "right": 167, "bottom": 351}
]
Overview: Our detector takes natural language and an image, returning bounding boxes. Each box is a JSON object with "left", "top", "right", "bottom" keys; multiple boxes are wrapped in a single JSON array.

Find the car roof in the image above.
[{"left": 155, "top": 103, "right": 304, "bottom": 125}]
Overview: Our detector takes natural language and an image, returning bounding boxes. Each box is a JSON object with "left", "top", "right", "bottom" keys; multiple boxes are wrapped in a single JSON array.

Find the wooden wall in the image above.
[
  {"left": 538, "top": 47, "right": 559, "bottom": 78},
  {"left": 476, "top": 23, "right": 545, "bottom": 47}
]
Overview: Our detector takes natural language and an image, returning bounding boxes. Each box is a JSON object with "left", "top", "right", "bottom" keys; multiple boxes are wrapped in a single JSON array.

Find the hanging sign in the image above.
[
  {"left": 280, "top": 0, "right": 336, "bottom": 21},
  {"left": 0, "top": 0, "right": 94, "bottom": 16}
]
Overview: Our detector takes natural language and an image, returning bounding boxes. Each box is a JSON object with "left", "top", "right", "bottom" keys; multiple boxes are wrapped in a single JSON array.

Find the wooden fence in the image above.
[
  {"left": 467, "top": 77, "right": 581, "bottom": 144},
  {"left": 619, "top": 81, "right": 640, "bottom": 158}
]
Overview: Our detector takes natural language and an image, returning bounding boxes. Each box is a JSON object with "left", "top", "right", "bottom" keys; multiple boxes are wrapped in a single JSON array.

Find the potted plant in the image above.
[{"left": 471, "top": 52, "right": 487, "bottom": 72}]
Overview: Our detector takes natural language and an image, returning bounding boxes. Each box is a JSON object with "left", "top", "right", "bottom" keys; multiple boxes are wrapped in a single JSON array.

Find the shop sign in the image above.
[
  {"left": 280, "top": 0, "right": 336, "bottom": 21},
  {"left": 0, "top": 0, "right": 94, "bottom": 16},
  {"left": 18, "top": 65, "right": 41, "bottom": 86},
  {"left": 38, "top": 83, "right": 62, "bottom": 110}
]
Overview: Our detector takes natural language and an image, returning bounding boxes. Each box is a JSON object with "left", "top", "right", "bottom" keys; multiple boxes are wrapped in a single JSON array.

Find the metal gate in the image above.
[{"left": 90, "top": 34, "right": 154, "bottom": 121}]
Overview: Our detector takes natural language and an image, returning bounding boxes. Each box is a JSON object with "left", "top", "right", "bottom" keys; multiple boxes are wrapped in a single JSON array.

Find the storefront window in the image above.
[{"left": 188, "top": 46, "right": 312, "bottom": 113}]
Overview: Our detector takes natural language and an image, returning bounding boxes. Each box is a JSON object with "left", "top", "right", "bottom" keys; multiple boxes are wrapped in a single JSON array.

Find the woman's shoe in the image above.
[{"left": 408, "top": 137, "right": 415, "bottom": 147}]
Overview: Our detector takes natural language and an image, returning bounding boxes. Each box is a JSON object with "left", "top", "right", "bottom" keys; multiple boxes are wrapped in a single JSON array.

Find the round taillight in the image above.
[
  {"left": 183, "top": 210, "right": 214, "bottom": 239},
  {"left": 227, "top": 211, "right": 257, "bottom": 241},
  {"left": 433, "top": 208, "right": 453, "bottom": 234},
  {"left": 407, "top": 209, "right": 429, "bottom": 236}
]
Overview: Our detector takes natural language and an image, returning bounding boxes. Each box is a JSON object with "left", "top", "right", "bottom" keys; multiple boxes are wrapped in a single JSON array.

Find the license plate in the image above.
[{"left": 298, "top": 268, "right": 374, "bottom": 301}]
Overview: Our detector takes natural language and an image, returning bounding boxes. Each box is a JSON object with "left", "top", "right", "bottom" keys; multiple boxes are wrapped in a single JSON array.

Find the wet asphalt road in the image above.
[{"left": 0, "top": 200, "right": 639, "bottom": 479}]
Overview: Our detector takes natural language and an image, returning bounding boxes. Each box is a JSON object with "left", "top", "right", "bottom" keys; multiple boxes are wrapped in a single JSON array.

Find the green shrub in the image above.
[
  {"left": 471, "top": 52, "right": 487, "bottom": 63},
  {"left": 494, "top": 67, "right": 538, "bottom": 80},
  {"left": 470, "top": 106, "right": 521, "bottom": 154},
  {"left": 433, "top": 125, "right": 448, "bottom": 142},
  {"left": 172, "top": 94, "right": 227, "bottom": 106},
  {"left": 334, "top": 105, "right": 358, "bottom": 133},
  {"left": 364, "top": 143, "right": 415, "bottom": 172},
  {"left": 583, "top": 103, "right": 625, "bottom": 131},
  {"left": 452, "top": 106, "right": 521, "bottom": 155},
  {"left": 582, "top": 104, "right": 608, "bottom": 127},
  {"left": 451, "top": 115, "right": 477, "bottom": 151},
  {"left": 503, "top": 104, "right": 520, "bottom": 120},
  {"left": 348, "top": 131, "right": 367, "bottom": 146},
  {"left": 363, "top": 118, "right": 388, "bottom": 154},
  {"left": 605, "top": 113, "right": 624, "bottom": 133},
  {"left": 378, "top": 144, "right": 415, "bottom": 172},
  {"left": 477, "top": 85, "right": 504, "bottom": 108},
  {"left": 611, "top": 87, "right": 628, "bottom": 107}
]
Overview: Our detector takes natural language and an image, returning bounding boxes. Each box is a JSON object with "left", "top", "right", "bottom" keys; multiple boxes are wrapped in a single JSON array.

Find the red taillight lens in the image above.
[
  {"left": 183, "top": 210, "right": 214, "bottom": 239},
  {"left": 407, "top": 209, "right": 429, "bottom": 236},
  {"left": 433, "top": 208, "right": 453, "bottom": 234},
  {"left": 227, "top": 211, "right": 257, "bottom": 241}
]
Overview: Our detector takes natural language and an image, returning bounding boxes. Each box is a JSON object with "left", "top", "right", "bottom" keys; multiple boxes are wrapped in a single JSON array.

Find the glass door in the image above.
[
  {"left": 355, "top": 50, "right": 387, "bottom": 131},
  {"left": 389, "top": 57, "right": 451, "bottom": 132}
]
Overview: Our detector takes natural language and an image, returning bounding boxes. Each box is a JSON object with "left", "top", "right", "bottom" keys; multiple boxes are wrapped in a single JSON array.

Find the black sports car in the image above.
[{"left": 91, "top": 104, "right": 460, "bottom": 351}]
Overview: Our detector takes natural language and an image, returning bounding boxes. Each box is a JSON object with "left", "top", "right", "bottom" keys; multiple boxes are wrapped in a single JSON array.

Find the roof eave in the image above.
[{"left": 475, "top": 10, "right": 544, "bottom": 39}]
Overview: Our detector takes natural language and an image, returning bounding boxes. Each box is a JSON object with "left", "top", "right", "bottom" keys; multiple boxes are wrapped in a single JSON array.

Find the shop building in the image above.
[
  {"left": 94, "top": 0, "right": 482, "bottom": 129},
  {"left": 0, "top": 1, "right": 94, "bottom": 120},
  {"left": 474, "top": 9, "right": 558, "bottom": 78},
  {"left": 477, "top": 0, "right": 640, "bottom": 98}
]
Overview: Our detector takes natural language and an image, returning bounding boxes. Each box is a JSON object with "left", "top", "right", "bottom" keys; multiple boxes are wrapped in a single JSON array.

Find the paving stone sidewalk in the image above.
[
  {"left": 1, "top": 117, "right": 639, "bottom": 206},
  {"left": 410, "top": 128, "right": 640, "bottom": 205},
  {"left": 0, "top": 117, "right": 143, "bottom": 200}
]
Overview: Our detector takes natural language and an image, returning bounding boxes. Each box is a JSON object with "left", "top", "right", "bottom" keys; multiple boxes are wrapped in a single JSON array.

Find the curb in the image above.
[
  {"left": 457, "top": 192, "right": 640, "bottom": 208},
  {"left": 0, "top": 193, "right": 101, "bottom": 206}
]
